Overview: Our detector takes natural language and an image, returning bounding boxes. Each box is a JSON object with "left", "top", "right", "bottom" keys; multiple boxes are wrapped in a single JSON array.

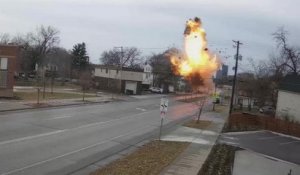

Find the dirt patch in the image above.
[
  {"left": 91, "top": 141, "right": 189, "bottom": 175},
  {"left": 184, "top": 120, "right": 213, "bottom": 130}
]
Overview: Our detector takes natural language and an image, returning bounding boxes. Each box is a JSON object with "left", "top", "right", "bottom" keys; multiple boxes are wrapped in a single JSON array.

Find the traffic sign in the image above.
[{"left": 160, "top": 98, "right": 168, "bottom": 118}]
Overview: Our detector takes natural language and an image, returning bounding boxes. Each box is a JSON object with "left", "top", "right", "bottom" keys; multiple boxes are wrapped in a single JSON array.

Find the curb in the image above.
[{"left": 0, "top": 100, "right": 114, "bottom": 114}]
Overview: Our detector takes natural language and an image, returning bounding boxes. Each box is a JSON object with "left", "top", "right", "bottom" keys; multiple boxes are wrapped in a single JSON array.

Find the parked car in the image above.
[
  {"left": 149, "top": 87, "right": 163, "bottom": 93},
  {"left": 259, "top": 106, "right": 275, "bottom": 115}
]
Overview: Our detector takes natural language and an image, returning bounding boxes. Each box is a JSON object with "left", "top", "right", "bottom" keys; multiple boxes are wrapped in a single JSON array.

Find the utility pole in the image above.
[
  {"left": 229, "top": 40, "right": 242, "bottom": 114},
  {"left": 114, "top": 46, "right": 124, "bottom": 94}
]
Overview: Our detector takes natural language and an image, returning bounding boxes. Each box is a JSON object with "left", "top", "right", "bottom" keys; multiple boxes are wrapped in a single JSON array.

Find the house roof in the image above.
[
  {"left": 279, "top": 74, "right": 300, "bottom": 93},
  {"left": 92, "top": 64, "right": 143, "bottom": 72}
]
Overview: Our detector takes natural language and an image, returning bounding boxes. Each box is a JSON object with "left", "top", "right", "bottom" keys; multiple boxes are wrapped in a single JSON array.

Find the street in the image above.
[{"left": 0, "top": 95, "right": 199, "bottom": 175}]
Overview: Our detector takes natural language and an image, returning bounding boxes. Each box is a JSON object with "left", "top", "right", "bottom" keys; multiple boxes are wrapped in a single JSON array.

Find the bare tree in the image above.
[
  {"left": 273, "top": 27, "right": 300, "bottom": 74},
  {"left": 0, "top": 33, "right": 10, "bottom": 44},
  {"left": 100, "top": 47, "right": 142, "bottom": 69},
  {"left": 25, "top": 25, "right": 60, "bottom": 69}
]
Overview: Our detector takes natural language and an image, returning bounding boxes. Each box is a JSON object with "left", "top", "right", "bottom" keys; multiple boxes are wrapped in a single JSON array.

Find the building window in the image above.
[
  {"left": 106, "top": 68, "right": 108, "bottom": 73},
  {"left": 0, "top": 58, "right": 8, "bottom": 87},
  {"left": 116, "top": 69, "right": 119, "bottom": 74},
  {"left": 0, "top": 58, "right": 8, "bottom": 70}
]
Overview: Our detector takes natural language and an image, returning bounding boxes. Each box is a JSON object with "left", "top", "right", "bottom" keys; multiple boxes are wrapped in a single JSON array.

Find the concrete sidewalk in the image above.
[{"left": 160, "top": 109, "right": 228, "bottom": 175}]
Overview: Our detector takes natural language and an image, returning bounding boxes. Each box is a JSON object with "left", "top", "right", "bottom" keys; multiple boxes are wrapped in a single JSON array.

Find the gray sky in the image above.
[{"left": 1, "top": 0, "right": 300, "bottom": 73}]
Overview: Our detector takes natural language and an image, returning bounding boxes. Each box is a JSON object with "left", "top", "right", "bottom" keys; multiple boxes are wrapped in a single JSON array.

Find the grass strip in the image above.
[
  {"left": 184, "top": 120, "right": 213, "bottom": 130},
  {"left": 91, "top": 141, "right": 189, "bottom": 175},
  {"left": 14, "top": 92, "right": 95, "bottom": 100}
]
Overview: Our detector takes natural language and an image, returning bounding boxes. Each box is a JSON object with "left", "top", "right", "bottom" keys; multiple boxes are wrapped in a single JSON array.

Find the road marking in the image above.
[
  {"left": 0, "top": 111, "right": 151, "bottom": 146},
  {"left": 258, "top": 136, "right": 279, "bottom": 140},
  {"left": 136, "top": 108, "right": 146, "bottom": 112},
  {"left": 279, "top": 140, "right": 300, "bottom": 145},
  {"left": 72, "top": 111, "right": 150, "bottom": 130},
  {"left": 221, "top": 136, "right": 238, "bottom": 140},
  {"left": 1, "top": 125, "right": 152, "bottom": 175},
  {"left": 46, "top": 115, "right": 73, "bottom": 120},
  {"left": 0, "top": 130, "right": 66, "bottom": 146}
]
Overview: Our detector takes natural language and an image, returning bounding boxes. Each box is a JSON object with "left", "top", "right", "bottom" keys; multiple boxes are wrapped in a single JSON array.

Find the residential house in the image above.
[
  {"left": 0, "top": 45, "right": 20, "bottom": 97},
  {"left": 93, "top": 63, "right": 153, "bottom": 95},
  {"left": 276, "top": 74, "right": 300, "bottom": 121}
]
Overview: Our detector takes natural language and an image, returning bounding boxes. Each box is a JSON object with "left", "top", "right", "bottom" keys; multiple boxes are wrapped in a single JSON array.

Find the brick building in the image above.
[{"left": 0, "top": 45, "right": 20, "bottom": 97}]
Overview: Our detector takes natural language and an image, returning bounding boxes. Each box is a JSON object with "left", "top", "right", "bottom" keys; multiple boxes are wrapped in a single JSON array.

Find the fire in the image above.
[{"left": 170, "top": 17, "right": 220, "bottom": 90}]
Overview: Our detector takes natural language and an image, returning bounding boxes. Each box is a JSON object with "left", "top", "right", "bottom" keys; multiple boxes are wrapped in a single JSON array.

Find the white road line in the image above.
[
  {"left": 221, "top": 136, "right": 238, "bottom": 140},
  {"left": 73, "top": 111, "right": 150, "bottom": 130},
  {"left": 223, "top": 130, "right": 266, "bottom": 135},
  {"left": 136, "top": 108, "right": 146, "bottom": 112},
  {"left": 0, "top": 111, "right": 151, "bottom": 146},
  {"left": 279, "top": 140, "right": 300, "bottom": 145},
  {"left": 1, "top": 125, "right": 152, "bottom": 175},
  {"left": 46, "top": 116, "right": 73, "bottom": 120},
  {"left": 258, "top": 136, "right": 279, "bottom": 140},
  {"left": 0, "top": 130, "right": 66, "bottom": 146}
]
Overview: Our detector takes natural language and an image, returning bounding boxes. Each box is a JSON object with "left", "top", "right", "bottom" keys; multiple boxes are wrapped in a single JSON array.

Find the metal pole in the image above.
[
  {"left": 114, "top": 46, "right": 124, "bottom": 95},
  {"left": 37, "top": 88, "right": 40, "bottom": 104},
  {"left": 82, "top": 88, "right": 85, "bottom": 101},
  {"left": 120, "top": 47, "right": 123, "bottom": 94},
  {"left": 229, "top": 40, "right": 242, "bottom": 114},
  {"left": 159, "top": 117, "right": 164, "bottom": 141},
  {"left": 42, "top": 68, "right": 46, "bottom": 99},
  {"left": 213, "top": 81, "right": 217, "bottom": 111},
  {"left": 51, "top": 72, "right": 54, "bottom": 94}
]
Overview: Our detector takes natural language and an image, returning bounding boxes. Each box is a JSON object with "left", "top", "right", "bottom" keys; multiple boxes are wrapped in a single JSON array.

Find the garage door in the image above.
[{"left": 125, "top": 81, "right": 137, "bottom": 94}]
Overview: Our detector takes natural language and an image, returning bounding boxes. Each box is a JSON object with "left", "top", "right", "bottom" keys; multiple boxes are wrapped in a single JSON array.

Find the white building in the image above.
[
  {"left": 93, "top": 63, "right": 153, "bottom": 95},
  {"left": 276, "top": 74, "right": 300, "bottom": 122}
]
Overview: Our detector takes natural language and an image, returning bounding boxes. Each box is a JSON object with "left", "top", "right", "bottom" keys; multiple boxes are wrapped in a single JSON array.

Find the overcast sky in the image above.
[{"left": 1, "top": 0, "right": 300, "bottom": 73}]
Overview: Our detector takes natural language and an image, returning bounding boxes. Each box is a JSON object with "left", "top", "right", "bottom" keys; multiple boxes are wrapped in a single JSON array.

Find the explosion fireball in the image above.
[{"left": 170, "top": 17, "right": 220, "bottom": 90}]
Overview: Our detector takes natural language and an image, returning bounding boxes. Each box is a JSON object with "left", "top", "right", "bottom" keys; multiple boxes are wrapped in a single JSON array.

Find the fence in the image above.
[{"left": 228, "top": 113, "right": 300, "bottom": 138}]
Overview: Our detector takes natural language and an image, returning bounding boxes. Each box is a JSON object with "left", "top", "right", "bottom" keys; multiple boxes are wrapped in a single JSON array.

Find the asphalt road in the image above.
[
  {"left": 0, "top": 95, "right": 199, "bottom": 175},
  {"left": 220, "top": 130, "right": 300, "bottom": 165}
]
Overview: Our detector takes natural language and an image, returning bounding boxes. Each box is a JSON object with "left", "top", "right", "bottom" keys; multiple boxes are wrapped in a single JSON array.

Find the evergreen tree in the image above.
[{"left": 71, "top": 42, "right": 89, "bottom": 70}]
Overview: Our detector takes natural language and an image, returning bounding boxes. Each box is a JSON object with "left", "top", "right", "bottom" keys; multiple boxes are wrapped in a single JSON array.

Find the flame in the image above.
[{"left": 170, "top": 17, "right": 220, "bottom": 90}]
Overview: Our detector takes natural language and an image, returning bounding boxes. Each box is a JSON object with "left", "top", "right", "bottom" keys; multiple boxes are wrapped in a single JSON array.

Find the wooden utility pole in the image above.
[{"left": 229, "top": 40, "right": 242, "bottom": 114}]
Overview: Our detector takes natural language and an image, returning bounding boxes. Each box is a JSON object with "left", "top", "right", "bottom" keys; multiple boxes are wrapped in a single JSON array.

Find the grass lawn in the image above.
[
  {"left": 214, "top": 105, "right": 228, "bottom": 113},
  {"left": 178, "top": 96, "right": 206, "bottom": 103},
  {"left": 184, "top": 120, "right": 213, "bottom": 130},
  {"left": 14, "top": 91, "right": 96, "bottom": 101},
  {"left": 91, "top": 141, "right": 189, "bottom": 175}
]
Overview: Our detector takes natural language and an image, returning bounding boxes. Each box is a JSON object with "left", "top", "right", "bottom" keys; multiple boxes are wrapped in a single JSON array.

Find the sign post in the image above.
[{"left": 159, "top": 97, "right": 168, "bottom": 141}]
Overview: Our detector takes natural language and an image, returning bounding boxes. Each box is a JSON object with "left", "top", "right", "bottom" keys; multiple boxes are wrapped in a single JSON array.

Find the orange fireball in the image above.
[{"left": 170, "top": 17, "right": 220, "bottom": 89}]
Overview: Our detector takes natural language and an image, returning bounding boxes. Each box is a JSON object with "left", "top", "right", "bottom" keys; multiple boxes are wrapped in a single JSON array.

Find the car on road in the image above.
[
  {"left": 149, "top": 87, "right": 163, "bottom": 93},
  {"left": 259, "top": 106, "right": 275, "bottom": 115}
]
